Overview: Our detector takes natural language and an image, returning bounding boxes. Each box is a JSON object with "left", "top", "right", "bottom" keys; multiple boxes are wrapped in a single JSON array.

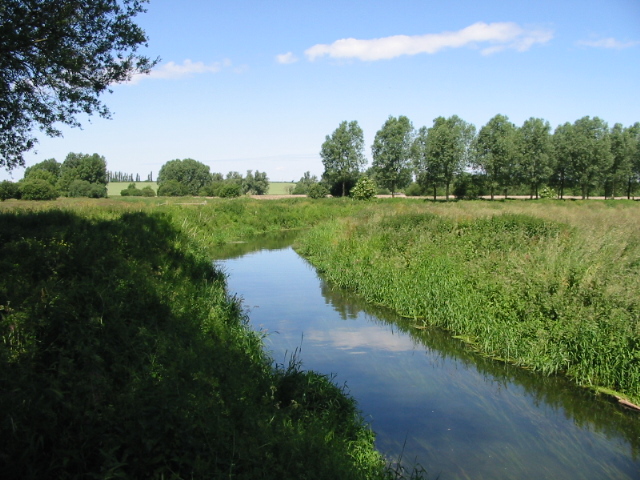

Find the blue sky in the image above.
[{"left": 5, "top": 0, "right": 640, "bottom": 182}]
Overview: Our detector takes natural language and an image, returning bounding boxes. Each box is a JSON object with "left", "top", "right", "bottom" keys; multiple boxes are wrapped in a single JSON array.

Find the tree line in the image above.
[
  {"left": 0, "top": 153, "right": 109, "bottom": 201},
  {"left": 311, "top": 115, "right": 640, "bottom": 200}
]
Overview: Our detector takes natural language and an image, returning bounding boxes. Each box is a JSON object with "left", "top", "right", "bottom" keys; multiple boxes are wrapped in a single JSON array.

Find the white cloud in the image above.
[
  {"left": 304, "top": 22, "right": 553, "bottom": 61},
  {"left": 577, "top": 37, "right": 640, "bottom": 49},
  {"left": 276, "top": 52, "right": 299, "bottom": 64},
  {"left": 127, "top": 59, "right": 233, "bottom": 84}
]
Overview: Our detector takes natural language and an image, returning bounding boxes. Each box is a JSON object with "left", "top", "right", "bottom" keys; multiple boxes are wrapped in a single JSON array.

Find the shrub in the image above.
[
  {"left": 0, "top": 181, "right": 21, "bottom": 201},
  {"left": 307, "top": 183, "right": 330, "bottom": 199},
  {"left": 404, "top": 182, "right": 425, "bottom": 196},
  {"left": 217, "top": 182, "right": 242, "bottom": 198},
  {"left": 19, "top": 179, "right": 58, "bottom": 200},
  {"left": 539, "top": 186, "right": 558, "bottom": 199},
  {"left": 157, "top": 179, "right": 188, "bottom": 196},
  {"left": 68, "top": 179, "right": 107, "bottom": 198},
  {"left": 141, "top": 186, "right": 156, "bottom": 197},
  {"left": 350, "top": 176, "right": 377, "bottom": 200}
]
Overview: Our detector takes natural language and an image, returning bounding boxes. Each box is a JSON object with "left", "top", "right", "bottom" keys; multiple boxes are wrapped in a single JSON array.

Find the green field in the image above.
[{"left": 266, "top": 182, "right": 296, "bottom": 195}]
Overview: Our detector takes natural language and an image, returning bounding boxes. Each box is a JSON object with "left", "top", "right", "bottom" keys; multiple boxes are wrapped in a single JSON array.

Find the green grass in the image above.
[
  {"left": 0, "top": 199, "right": 408, "bottom": 479},
  {"left": 295, "top": 199, "right": 640, "bottom": 406}
]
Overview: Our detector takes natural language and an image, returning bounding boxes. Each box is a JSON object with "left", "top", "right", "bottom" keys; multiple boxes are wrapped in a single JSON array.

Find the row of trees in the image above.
[
  {"left": 318, "top": 115, "right": 640, "bottom": 199},
  {"left": 108, "top": 171, "right": 153, "bottom": 183},
  {"left": 0, "top": 153, "right": 108, "bottom": 201},
  {"left": 156, "top": 158, "right": 269, "bottom": 197}
]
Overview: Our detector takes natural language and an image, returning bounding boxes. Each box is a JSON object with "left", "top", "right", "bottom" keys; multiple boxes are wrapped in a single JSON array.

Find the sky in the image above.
[{"left": 4, "top": 0, "right": 640, "bottom": 182}]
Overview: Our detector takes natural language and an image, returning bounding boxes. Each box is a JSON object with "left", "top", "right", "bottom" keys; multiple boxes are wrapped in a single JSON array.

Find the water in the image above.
[{"left": 215, "top": 234, "right": 640, "bottom": 480}]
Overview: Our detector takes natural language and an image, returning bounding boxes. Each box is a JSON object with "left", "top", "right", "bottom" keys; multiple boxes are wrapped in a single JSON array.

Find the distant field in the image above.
[
  {"left": 107, "top": 181, "right": 158, "bottom": 197},
  {"left": 107, "top": 181, "right": 295, "bottom": 197},
  {"left": 268, "top": 182, "right": 295, "bottom": 195}
]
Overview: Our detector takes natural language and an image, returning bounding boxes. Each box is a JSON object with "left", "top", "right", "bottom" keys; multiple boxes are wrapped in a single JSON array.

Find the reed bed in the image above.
[{"left": 296, "top": 199, "right": 640, "bottom": 405}]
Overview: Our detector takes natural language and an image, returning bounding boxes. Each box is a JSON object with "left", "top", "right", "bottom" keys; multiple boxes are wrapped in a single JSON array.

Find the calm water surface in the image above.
[{"left": 215, "top": 235, "right": 640, "bottom": 480}]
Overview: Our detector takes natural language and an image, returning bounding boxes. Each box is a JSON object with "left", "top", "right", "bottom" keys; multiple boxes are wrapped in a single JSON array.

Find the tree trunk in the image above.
[{"left": 432, "top": 185, "right": 436, "bottom": 201}]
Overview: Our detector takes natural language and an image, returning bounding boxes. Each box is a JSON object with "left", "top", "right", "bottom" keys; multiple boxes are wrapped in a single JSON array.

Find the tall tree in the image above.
[
  {"left": 58, "top": 152, "right": 107, "bottom": 194},
  {"left": 371, "top": 115, "right": 414, "bottom": 197},
  {"left": 242, "top": 170, "right": 269, "bottom": 195},
  {"left": 609, "top": 123, "right": 639, "bottom": 199},
  {"left": 551, "top": 122, "right": 574, "bottom": 199},
  {"left": 411, "top": 126, "right": 439, "bottom": 200},
  {"left": 157, "top": 159, "right": 212, "bottom": 196},
  {"left": 320, "top": 120, "right": 366, "bottom": 197},
  {"left": 413, "top": 116, "right": 475, "bottom": 200},
  {"left": 472, "top": 114, "right": 518, "bottom": 199},
  {"left": 570, "top": 116, "right": 612, "bottom": 199},
  {"left": 517, "top": 117, "right": 553, "bottom": 199},
  {"left": 0, "top": 0, "right": 157, "bottom": 170}
]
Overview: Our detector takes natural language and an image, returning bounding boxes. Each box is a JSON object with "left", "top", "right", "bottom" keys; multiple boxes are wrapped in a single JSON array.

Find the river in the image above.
[{"left": 214, "top": 233, "right": 640, "bottom": 480}]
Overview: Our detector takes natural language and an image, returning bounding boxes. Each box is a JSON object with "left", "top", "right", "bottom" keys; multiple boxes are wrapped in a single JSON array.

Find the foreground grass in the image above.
[
  {"left": 0, "top": 199, "right": 404, "bottom": 479},
  {"left": 296, "top": 199, "right": 640, "bottom": 406}
]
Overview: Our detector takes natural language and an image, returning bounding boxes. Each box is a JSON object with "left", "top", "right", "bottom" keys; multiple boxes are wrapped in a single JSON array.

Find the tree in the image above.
[
  {"left": 157, "top": 159, "right": 212, "bottom": 196},
  {"left": 320, "top": 120, "right": 366, "bottom": 197},
  {"left": 472, "top": 114, "right": 517, "bottom": 199},
  {"left": 0, "top": 0, "right": 157, "bottom": 170},
  {"left": 242, "top": 170, "right": 269, "bottom": 195},
  {"left": 371, "top": 115, "right": 414, "bottom": 197},
  {"left": 292, "top": 171, "right": 319, "bottom": 195},
  {"left": 551, "top": 122, "right": 574, "bottom": 199},
  {"left": 58, "top": 152, "right": 108, "bottom": 195},
  {"left": 570, "top": 116, "right": 612, "bottom": 199},
  {"left": 517, "top": 118, "right": 553, "bottom": 199},
  {"left": 609, "top": 123, "right": 639, "bottom": 199},
  {"left": 24, "top": 158, "right": 61, "bottom": 181},
  {"left": 413, "top": 116, "right": 475, "bottom": 200}
]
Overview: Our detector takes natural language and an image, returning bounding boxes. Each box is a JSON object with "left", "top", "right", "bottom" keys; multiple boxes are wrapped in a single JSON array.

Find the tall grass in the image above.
[
  {"left": 296, "top": 200, "right": 640, "bottom": 405},
  {"left": 0, "top": 201, "right": 406, "bottom": 478}
]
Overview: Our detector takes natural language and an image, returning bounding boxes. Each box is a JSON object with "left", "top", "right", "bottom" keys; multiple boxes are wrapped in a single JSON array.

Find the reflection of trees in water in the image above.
[
  {"left": 211, "top": 230, "right": 302, "bottom": 261},
  {"left": 317, "top": 274, "right": 640, "bottom": 459}
]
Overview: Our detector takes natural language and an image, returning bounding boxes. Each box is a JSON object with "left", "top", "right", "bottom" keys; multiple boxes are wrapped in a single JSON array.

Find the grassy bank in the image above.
[
  {"left": 295, "top": 199, "right": 640, "bottom": 405},
  {"left": 0, "top": 199, "right": 401, "bottom": 479}
]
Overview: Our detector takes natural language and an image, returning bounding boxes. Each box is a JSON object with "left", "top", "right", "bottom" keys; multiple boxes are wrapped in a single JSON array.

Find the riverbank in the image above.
[
  {"left": 295, "top": 199, "right": 640, "bottom": 406},
  {"left": 0, "top": 201, "right": 400, "bottom": 479}
]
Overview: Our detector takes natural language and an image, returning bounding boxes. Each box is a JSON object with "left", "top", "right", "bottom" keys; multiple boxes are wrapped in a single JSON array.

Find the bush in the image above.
[
  {"left": 19, "top": 179, "right": 59, "bottom": 200},
  {"left": 68, "top": 179, "right": 107, "bottom": 198},
  {"left": 539, "top": 186, "right": 558, "bottom": 199},
  {"left": 350, "top": 177, "right": 377, "bottom": 201},
  {"left": 141, "top": 186, "right": 156, "bottom": 197},
  {"left": 404, "top": 182, "right": 426, "bottom": 196},
  {"left": 307, "top": 183, "right": 330, "bottom": 199},
  {"left": 157, "top": 179, "right": 188, "bottom": 196},
  {"left": 0, "top": 181, "right": 21, "bottom": 201},
  {"left": 217, "top": 182, "right": 242, "bottom": 198}
]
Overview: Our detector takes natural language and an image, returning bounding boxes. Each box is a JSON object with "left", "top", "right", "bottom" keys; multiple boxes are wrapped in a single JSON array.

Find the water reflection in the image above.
[{"left": 216, "top": 234, "right": 640, "bottom": 480}]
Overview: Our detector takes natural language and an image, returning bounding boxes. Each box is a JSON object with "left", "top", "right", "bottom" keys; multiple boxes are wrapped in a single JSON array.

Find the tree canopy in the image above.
[
  {"left": 157, "top": 159, "right": 212, "bottom": 196},
  {"left": 320, "top": 120, "right": 366, "bottom": 197},
  {"left": 0, "top": 0, "right": 157, "bottom": 170},
  {"left": 371, "top": 115, "right": 414, "bottom": 197},
  {"left": 472, "top": 114, "right": 518, "bottom": 199}
]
